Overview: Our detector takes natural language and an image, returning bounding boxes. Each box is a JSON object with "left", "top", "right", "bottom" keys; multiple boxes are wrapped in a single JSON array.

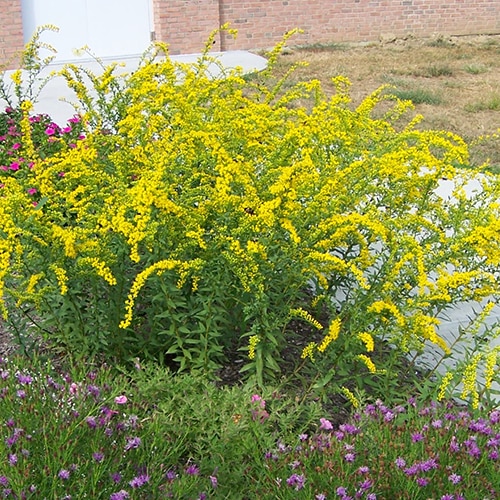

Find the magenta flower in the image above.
[
  {"left": 11, "top": 143, "right": 20, "bottom": 150},
  {"left": 448, "top": 473, "right": 462, "bottom": 484},
  {"left": 319, "top": 418, "right": 333, "bottom": 431},
  {"left": 110, "top": 491, "right": 129, "bottom": 500},
  {"left": 16, "top": 373, "right": 33, "bottom": 385},
  {"left": 411, "top": 432, "right": 424, "bottom": 442},
  {"left": 124, "top": 436, "right": 141, "bottom": 451},
  {"left": 9, "top": 162, "right": 20, "bottom": 171},
  {"left": 490, "top": 410, "right": 500, "bottom": 424},
  {"left": 27, "top": 188, "right": 37, "bottom": 195},
  {"left": 45, "top": 127, "right": 56, "bottom": 136},
  {"left": 431, "top": 419, "right": 443, "bottom": 429},
  {"left": 185, "top": 464, "right": 199, "bottom": 475},
  {"left": 286, "top": 473, "right": 305, "bottom": 490},
  {"left": 165, "top": 469, "right": 177, "bottom": 482},
  {"left": 110, "top": 472, "right": 122, "bottom": 484},
  {"left": 58, "top": 469, "right": 70, "bottom": 480},
  {"left": 129, "top": 473, "right": 149, "bottom": 488},
  {"left": 251, "top": 394, "right": 266, "bottom": 408},
  {"left": 416, "top": 477, "right": 429, "bottom": 487},
  {"left": 449, "top": 435, "right": 460, "bottom": 452}
]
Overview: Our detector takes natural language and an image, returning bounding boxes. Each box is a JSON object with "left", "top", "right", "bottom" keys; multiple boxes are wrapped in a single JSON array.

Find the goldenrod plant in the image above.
[{"left": 0, "top": 27, "right": 498, "bottom": 400}]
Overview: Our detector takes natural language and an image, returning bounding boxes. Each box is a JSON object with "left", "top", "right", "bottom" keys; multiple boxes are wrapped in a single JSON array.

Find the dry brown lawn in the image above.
[{"left": 270, "top": 34, "right": 500, "bottom": 170}]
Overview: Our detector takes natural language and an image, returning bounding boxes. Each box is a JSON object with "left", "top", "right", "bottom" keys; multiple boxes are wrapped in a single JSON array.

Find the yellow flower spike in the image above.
[
  {"left": 484, "top": 349, "right": 499, "bottom": 391},
  {"left": 80, "top": 258, "right": 117, "bottom": 286},
  {"left": 51, "top": 266, "right": 69, "bottom": 296},
  {"left": 460, "top": 353, "right": 482, "bottom": 408},
  {"left": 120, "top": 259, "right": 183, "bottom": 329},
  {"left": 357, "top": 354, "right": 377, "bottom": 373},
  {"left": 289, "top": 307, "right": 323, "bottom": 330},
  {"left": 26, "top": 273, "right": 44, "bottom": 294},
  {"left": 318, "top": 318, "right": 341, "bottom": 353},
  {"left": 340, "top": 387, "right": 360, "bottom": 409},
  {"left": 368, "top": 300, "right": 406, "bottom": 327},
  {"left": 437, "top": 372, "right": 454, "bottom": 402},
  {"left": 357, "top": 332, "right": 375, "bottom": 353},
  {"left": 301, "top": 342, "right": 317, "bottom": 361},
  {"left": 248, "top": 335, "right": 260, "bottom": 360}
]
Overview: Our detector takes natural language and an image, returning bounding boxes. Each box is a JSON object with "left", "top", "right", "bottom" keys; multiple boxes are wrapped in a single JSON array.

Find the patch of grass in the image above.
[
  {"left": 390, "top": 87, "right": 444, "bottom": 105},
  {"left": 463, "top": 63, "right": 489, "bottom": 75},
  {"left": 465, "top": 93, "right": 500, "bottom": 112},
  {"left": 295, "top": 42, "right": 349, "bottom": 52},
  {"left": 420, "top": 64, "right": 455, "bottom": 77},
  {"left": 426, "top": 36, "right": 455, "bottom": 48}
]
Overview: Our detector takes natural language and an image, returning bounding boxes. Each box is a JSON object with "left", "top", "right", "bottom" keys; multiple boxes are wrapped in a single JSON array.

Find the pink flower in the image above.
[
  {"left": 115, "top": 395, "right": 127, "bottom": 405},
  {"left": 319, "top": 418, "right": 333, "bottom": 431},
  {"left": 45, "top": 127, "right": 56, "bottom": 136},
  {"left": 9, "top": 162, "right": 20, "bottom": 171},
  {"left": 62, "top": 126, "right": 72, "bottom": 134},
  {"left": 11, "top": 143, "right": 21, "bottom": 150},
  {"left": 58, "top": 172, "right": 65, "bottom": 177},
  {"left": 27, "top": 188, "right": 37, "bottom": 195}
]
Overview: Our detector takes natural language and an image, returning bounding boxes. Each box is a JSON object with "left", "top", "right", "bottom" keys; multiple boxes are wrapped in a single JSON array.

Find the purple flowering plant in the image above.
[{"left": 259, "top": 397, "right": 499, "bottom": 498}]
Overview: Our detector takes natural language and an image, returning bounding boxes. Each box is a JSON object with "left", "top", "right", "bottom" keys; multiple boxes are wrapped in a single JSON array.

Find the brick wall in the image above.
[
  {"left": 1, "top": 0, "right": 499, "bottom": 68},
  {"left": 0, "top": 0, "right": 23, "bottom": 68},
  {"left": 153, "top": 0, "right": 222, "bottom": 54},
  {"left": 218, "top": 0, "right": 500, "bottom": 51}
]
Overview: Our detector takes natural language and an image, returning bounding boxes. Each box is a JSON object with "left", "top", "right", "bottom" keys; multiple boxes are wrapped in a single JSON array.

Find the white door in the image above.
[{"left": 22, "top": 0, "right": 153, "bottom": 63}]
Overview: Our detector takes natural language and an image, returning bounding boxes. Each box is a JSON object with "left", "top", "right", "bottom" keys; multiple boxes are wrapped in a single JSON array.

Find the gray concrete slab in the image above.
[{"left": 1, "top": 50, "right": 268, "bottom": 124}]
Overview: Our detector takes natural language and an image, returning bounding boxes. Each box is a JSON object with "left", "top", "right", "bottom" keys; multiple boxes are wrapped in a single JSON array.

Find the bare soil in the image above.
[{"left": 272, "top": 33, "right": 500, "bottom": 170}]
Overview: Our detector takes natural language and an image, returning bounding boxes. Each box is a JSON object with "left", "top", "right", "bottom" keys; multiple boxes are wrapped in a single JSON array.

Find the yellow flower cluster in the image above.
[
  {"left": 368, "top": 300, "right": 406, "bottom": 327},
  {"left": 357, "top": 332, "right": 374, "bottom": 352},
  {"left": 248, "top": 335, "right": 260, "bottom": 360},
  {"left": 80, "top": 258, "right": 117, "bottom": 286},
  {"left": 301, "top": 342, "right": 317, "bottom": 361},
  {"left": 51, "top": 266, "right": 68, "bottom": 296},
  {"left": 318, "top": 318, "right": 341, "bottom": 353},
  {"left": 0, "top": 30, "right": 499, "bottom": 390},
  {"left": 340, "top": 386, "right": 360, "bottom": 409},
  {"left": 484, "top": 348, "right": 498, "bottom": 391},
  {"left": 120, "top": 259, "right": 182, "bottom": 329},
  {"left": 26, "top": 273, "right": 44, "bottom": 294},
  {"left": 357, "top": 354, "right": 377, "bottom": 373},
  {"left": 437, "top": 372, "right": 455, "bottom": 401},
  {"left": 289, "top": 307, "right": 323, "bottom": 330},
  {"left": 460, "top": 353, "right": 481, "bottom": 409}
]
